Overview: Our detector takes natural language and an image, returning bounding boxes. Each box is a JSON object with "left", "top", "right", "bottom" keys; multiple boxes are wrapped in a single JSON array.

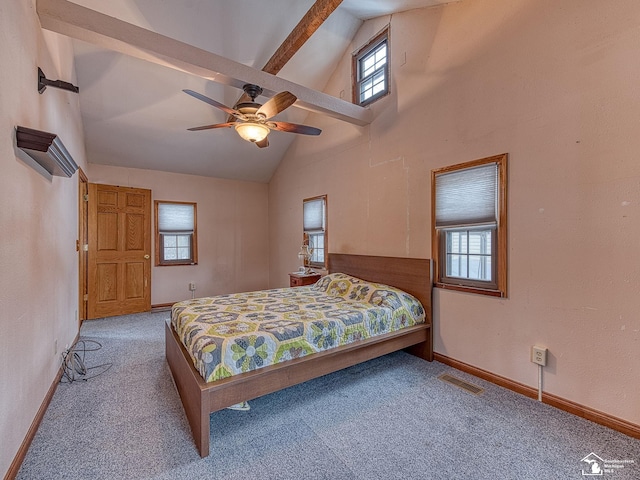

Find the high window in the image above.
[
  {"left": 303, "top": 195, "right": 327, "bottom": 269},
  {"left": 155, "top": 201, "right": 197, "bottom": 266},
  {"left": 353, "top": 27, "right": 389, "bottom": 106},
  {"left": 432, "top": 154, "right": 507, "bottom": 297}
]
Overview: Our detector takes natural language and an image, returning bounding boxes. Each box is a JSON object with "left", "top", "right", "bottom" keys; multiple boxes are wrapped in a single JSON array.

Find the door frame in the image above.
[{"left": 78, "top": 168, "right": 88, "bottom": 326}]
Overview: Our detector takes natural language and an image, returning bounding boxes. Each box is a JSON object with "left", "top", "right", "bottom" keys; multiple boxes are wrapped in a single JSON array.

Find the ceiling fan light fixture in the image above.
[
  {"left": 184, "top": 88, "right": 320, "bottom": 148},
  {"left": 235, "top": 122, "right": 270, "bottom": 143}
]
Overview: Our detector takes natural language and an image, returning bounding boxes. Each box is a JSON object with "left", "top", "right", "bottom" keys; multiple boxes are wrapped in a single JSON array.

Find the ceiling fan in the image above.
[{"left": 183, "top": 84, "right": 321, "bottom": 148}]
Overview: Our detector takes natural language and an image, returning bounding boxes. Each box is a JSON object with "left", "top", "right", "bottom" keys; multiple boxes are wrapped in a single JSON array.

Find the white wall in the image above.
[
  {"left": 0, "top": 0, "right": 87, "bottom": 476},
  {"left": 87, "top": 164, "right": 270, "bottom": 304},
  {"left": 269, "top": 0, "right": 640, "bottom": 426}
]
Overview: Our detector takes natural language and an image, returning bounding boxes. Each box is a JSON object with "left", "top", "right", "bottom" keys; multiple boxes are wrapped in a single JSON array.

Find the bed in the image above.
[{"left": 165, "top": 253, "right": 432, "bottom": 457}]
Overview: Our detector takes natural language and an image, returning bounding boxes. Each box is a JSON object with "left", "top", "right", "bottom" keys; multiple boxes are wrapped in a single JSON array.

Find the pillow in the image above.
[
  {"left": 368, "top": 288, "right": 403, "bottom": 309},
  {"left": 312, "top": 273, "right": 374, "bottom": 301},
  {"left": 371, "top": 289, "right": 426, "bottom": 321},
  {"left": 313, "top": 272, "right": 425, "bottom": 319}
]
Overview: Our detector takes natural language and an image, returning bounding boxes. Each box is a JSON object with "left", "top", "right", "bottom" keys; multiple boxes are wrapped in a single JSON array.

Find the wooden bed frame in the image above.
[{"left": 165, "top": 253, "right": 432, "bottom": 457}]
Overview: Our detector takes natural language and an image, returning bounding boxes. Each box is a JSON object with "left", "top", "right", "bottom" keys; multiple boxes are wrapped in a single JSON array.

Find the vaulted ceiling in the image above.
[{"left": 40, "top": 0, "right": 457, "bottom": 182}]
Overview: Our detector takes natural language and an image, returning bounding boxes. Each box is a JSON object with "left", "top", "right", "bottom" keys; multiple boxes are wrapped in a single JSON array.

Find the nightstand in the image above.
[{"left": 289, "top": 272, "right": 321, "bottom": 287}]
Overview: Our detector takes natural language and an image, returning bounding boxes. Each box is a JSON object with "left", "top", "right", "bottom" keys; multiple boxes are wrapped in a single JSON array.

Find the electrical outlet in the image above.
[
  {"left": 189, "top": 281, "right": 196, "bottom": 291},
  {"left": 54, "top": 339, "right": 58, "bottom": 356},
  {"left": 531, "top": 346, "right": 548, "bottom": 366}
]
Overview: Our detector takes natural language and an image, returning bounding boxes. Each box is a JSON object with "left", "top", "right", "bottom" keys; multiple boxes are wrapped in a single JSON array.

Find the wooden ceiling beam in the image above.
[
  {"left": 263, "top": 0, "right": 343, "bottom": 75},
  {"left": 36, "top": 0, "right": 371, "bottom": 126},
  {"left": 230, "top": 0, "right": 344, "bottom": 116}
]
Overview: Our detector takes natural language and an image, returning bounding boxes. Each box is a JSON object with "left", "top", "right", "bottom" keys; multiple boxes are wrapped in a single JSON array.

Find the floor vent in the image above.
[{"left": 438, "top": 374, "right": 484, "bottom": 395}]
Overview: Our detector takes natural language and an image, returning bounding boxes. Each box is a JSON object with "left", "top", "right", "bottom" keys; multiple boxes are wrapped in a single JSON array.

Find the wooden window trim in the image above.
[
  {"left": 352, "top": 26, "right": 390, "bottom": 106},
  {"left": 303, "top": 195, "right": 328, "bottom": 270},
  {"left": 154, "top": 200, "right": 198, "bottom": 266},
  {"left": 431, "top": 154, "right": 508, "bottom": 298}
]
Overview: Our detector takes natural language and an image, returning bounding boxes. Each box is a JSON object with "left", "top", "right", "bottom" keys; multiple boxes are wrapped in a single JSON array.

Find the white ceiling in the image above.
[{"left": 67, "top": 0, "right": 456, "bottom": 182}]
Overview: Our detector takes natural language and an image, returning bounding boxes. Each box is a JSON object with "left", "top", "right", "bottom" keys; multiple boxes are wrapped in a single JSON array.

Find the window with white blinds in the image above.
[
  {"left": 303, "top": 196, "right": 327, "bottom": 268},
  {"left": 155, "top": 201, "right": 197, "bottom": 266},
  {"left": 432, "top": 154, "right": 507, "bottom": 297},
  {"left": 435, "top": 164, "right": 498, "bottom": 228}
]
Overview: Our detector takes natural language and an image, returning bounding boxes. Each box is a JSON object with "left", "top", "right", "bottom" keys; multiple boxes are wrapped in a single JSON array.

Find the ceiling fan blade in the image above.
[
  {"left": 183, "top": 89, "right": 245, "bottom": 120},
  {"left": 270, "top": 121, "right": 321, "bottom": 136},
  {"left": 255, "top": 137, "right": 269, "bottom": 148},
  {"left": 257, "top": 91, "right": 297, "bottom": 119},
  {"left": 187, "top": 122, "right": 235, "bottom": 131}
]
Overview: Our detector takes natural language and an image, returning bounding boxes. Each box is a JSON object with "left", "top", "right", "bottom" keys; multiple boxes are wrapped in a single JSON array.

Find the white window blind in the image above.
[
  {"left": 158, "top": 203, "right": 194, "bottom": 233},
  {"left": 435, "top": 163, "right": 498, "bottom": 228},
  {"left": 303, "top": 198, "right": 325, "bottom": 233}
]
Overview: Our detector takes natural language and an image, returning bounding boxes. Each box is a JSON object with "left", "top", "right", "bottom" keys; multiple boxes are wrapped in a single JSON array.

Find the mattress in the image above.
[{"left": 171, "top": 272, "right": 426, "bottom": 383}]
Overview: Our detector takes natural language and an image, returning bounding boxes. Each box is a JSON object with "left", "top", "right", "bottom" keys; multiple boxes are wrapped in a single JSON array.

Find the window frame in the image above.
[
  {"left": 352, "top": 26, "right": 390, "bottom": 107},
  {"left": 303, "top": 195, "right": 328, "bottom": 270},
  {"left": 431, "top": 154, "right": 508, "bottom": 297},
  {"left": 154, "top": 200, "right": 198, "bottom": 266},
  {"left": 440, "top": 226, "right": 497, "bottom": 290}
]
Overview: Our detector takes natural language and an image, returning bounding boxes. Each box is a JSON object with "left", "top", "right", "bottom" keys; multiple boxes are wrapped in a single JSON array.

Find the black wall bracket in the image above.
[{"left": 38, "top": 67, "right": 79, "bottom": 94}]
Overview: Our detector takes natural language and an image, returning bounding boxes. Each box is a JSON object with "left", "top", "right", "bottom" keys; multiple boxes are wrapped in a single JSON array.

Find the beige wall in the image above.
[
  {"left": 269, "top": 0, "right": 640, "bottom": 426},
  {"left": 2, "top": 0, "right": 639, "bottom": 475},
  {"left": 87, "top": 164, "right": 270, "bottom": 304},
  {"left": 1, "top": 3, "right": 269, "bottom": 473},
  {"left": 0, "top": 0, "right": 88, "bottom": 475}
]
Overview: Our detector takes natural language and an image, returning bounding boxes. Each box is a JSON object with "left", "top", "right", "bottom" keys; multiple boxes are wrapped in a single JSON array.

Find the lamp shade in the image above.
[{"left": 235, "top": 122, "right": 270, "bottom": 142}]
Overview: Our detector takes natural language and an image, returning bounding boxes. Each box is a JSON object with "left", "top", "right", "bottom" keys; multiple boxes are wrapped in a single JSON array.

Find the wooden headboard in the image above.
[{"left": 328, "top": 253, "right": 432, "bottom": 325}]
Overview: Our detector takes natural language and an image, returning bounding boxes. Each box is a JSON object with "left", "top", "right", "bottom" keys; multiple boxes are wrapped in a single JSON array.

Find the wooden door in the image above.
[{"left": 88, "top": 183, "right": 151, "bottom": 319}]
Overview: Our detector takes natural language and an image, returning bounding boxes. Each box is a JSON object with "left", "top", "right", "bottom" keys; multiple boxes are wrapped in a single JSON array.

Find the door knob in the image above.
[{"left": 144, "top": 254, "right": 150, "bottom": 259}]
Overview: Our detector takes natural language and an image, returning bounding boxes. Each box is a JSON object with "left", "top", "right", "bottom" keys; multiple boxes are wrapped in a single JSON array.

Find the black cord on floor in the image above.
[{"left": 60, "top": 339, "right": 112, "bottom": 383}]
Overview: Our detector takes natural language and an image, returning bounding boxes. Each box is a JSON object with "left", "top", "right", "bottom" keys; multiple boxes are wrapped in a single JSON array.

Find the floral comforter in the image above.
[{"left": 171, "top": 273, "right": 426, "bottom": 383}]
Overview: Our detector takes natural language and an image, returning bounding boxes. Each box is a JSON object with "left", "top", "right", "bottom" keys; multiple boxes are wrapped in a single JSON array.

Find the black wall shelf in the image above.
[{"left": 16, "top": 126, "right": 78, "bottom": 177}]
